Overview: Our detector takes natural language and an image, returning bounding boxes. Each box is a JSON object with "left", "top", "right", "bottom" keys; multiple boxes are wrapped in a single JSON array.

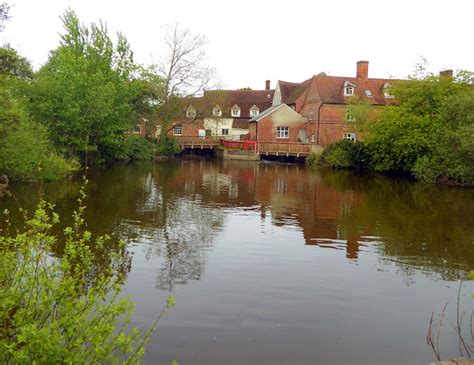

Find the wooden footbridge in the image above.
[{"left": 175, "top": 137, "right": 312, "bottom": 157}]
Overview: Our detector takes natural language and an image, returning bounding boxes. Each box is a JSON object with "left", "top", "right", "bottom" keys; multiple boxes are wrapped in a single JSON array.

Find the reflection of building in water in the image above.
[
  {"left": 252, "top": 165, "right": 374, "bottom": 260},
  {"left": 123, "top": 160, "right": 377, "bottom": 288}
]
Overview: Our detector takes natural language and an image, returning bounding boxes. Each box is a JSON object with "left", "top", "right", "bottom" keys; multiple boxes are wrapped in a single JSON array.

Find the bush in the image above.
[
  {"left": 413, "top": 126, "right": 474, "bottom": 185},
  {"left": 156, "top": 135, "right": 181, "bottom": 156},
  {"left": 367, "top": 110, "right": 440, "bottom": 175},
  {"left": 107, "top": 134, "right": 155, "bottom": 161},
  {"left": 319, "top": 140, "right": 368, "bottom": 169},
  {"left": 0, "top": 119, "right": 78, "bottom": 181},
  {"left": 0, "top": 183, "right": 174, "bottom": 363}
]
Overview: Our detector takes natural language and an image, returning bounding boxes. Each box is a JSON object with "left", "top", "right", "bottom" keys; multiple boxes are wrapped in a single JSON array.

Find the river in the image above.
[{"left": 2, "top": 159, "right": 474, "bottom": 364}]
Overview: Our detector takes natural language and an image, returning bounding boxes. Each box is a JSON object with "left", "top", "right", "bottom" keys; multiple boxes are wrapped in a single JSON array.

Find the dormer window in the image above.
[
  {"left": 231, "top": 105, "right": 241, "bottom": 117},
  {"left": 343, "top": 81, "right": 355, "bottom": 96},
  {"left": 213, "top": 105, "right": 222, "bottom": 117},
  {"left": 345, "top": 109, "right": 356, "bottom": 122},
  {"left": 383, "top": 83, "right": 394, "bottom": 98},
  {"left": 186, "top": 106, "right": 196, "bottom": 119},
  {"left": 250, "top": 105, "right": 259, "bottom": 117}
]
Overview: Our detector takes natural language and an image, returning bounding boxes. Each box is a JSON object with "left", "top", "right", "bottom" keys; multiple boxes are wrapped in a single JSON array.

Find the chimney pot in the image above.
[
  {"left": 265, "top": 80, "right": 271, "bottom": 90},
  {"left": 356, "top": 61, "right": 369, "bottom": 79},
  {"left": 439, "top": 69, "right": 453, "bottom": 80}
]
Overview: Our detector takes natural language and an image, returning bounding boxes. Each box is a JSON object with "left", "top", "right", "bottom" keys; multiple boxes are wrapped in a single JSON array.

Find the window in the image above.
[
  {"left": 231, "top": 105, "right": 241, "bottom": 117},
  {"left": 364, "top": 89, "right": 372, "bottom": 97},
  {"left": 383, "top": 83, "right": 394, "bottom": 98},
  {"left": 186, "top": 106, "right": 196, "bottom": 118},
  {"left": 221, "top": 128, "right": 229, "bottom": 136},
  {"left": 343, "top": 81, "right": 355, "bottom": 96},
  {"left": 250, "top": 105, "right": 259, "bottom": 117},
  {"left": 343, "top": 132, "right": 356, "bottom": 142},
  {"left": 277, "top": 127, "right": 289, "bottom": 139},
  {"left": 345, "top": 109, "right": 356, "bottom": 122},
  {"left": 132, "top": 124, "right": 142, "bottom": 134},
  {"left": 173, "top": 125, "right": 182, "bottom": 135},
  {"left": 213, "top": 105, "right": 222, "bottom": 116}
]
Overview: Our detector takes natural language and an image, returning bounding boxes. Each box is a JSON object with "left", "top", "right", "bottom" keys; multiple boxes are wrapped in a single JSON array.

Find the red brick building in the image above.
[
  {"left": 160, "top": 83, "right": 274, "bottom": 140},
  {"left": 253, "top": 61, "right": 398, "bottom": 145}
]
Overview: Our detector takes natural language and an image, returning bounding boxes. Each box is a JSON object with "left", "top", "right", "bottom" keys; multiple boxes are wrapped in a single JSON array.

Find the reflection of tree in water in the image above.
[
  {"left": 125, "top": 162, "right": 226, "bottom": 291},
  {"left": 319, "top": 170, "right": 474, "bottom": 281},
  {"left": 145, "top": 196, "right": 223, "bottom": 290}
]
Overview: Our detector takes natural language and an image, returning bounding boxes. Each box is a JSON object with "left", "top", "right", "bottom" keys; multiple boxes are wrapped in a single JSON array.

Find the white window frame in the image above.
[
  {"left": 250, "top": 106, "right": 259, "bottom": 117},
  {"left": 345, "top": 109, "right": 356, "bottom": 122},
  {"left": 343, "top": 132, "right": 356, "bottom": 142},
  {"left": 132, "top": 124, "right": 142, "bottom": 134},
  {"left": 186, "top": 106, "right": 196, "bottom": 118},
  {"left": 221, "top": 128, "right": 229, "bottom": 136},
  {"left": 277, "top": 126, "right": 289, "bottom": 139},
  {"left": 343, "top": 81, "right": 355, "bottom": 96},
  {"left": 173, "top": 125, "right": 183, "bottom": 136},
  {"left": 383, "top": 83, "right": 394, "bottom": 98},
  {"left": 231, "top": 106, "right": 241, "bottom": 117},
  {"left": 213, "top": 105, "right": 222, "bottom": 117}
]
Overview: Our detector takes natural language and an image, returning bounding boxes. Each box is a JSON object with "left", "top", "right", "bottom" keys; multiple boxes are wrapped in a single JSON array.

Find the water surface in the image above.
[{"left": 2, "top": 159, "right": 474, "bottom": 365}]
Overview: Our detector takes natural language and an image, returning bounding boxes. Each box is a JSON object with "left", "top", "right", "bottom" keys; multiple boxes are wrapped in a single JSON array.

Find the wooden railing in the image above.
[
  {"left": 174, "top": 136, "right": 311, "bottom": 157},
  {"left": 175, "top": 136, "right": 220, "bottom": 148},
  {"left": 256, "top": 142, "right": 311, "bottom": 156}
]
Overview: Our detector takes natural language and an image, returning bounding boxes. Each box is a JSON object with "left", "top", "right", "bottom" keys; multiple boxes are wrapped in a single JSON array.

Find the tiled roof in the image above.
[
  {"left": 205, "top": 89, "right": 274, "bottom": 118},
  {"left": 232, "top": 119, "right": 251, "bottom": 129},
  {"left": 249, "top": 104, "right": 288, "bottom": 122},
  {"left": 278, "top": 73, "right": 398, "bottom": 112}
]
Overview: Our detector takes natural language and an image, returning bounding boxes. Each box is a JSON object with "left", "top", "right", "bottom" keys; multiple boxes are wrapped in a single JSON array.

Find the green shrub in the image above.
[
  {"left": 413, "top": 125, "right": 474, "bottom": 185},
  {"left": 108, "top": 134, "right": 155, "bottom": 161},
  {"left": 0, "top": 183, "right": 174, "bottom": 363},
  {"left": 156, "top": 135, "right": 181, "bottom": 156},
  {"left": 319, "top": 140, "right": 368, "bottom": 169},
  {"left": 367, "top": 110, "right": 440, "bottom": 175},
  {"left": 305, "top": 152, "right": 318, "bottom": 166},
  {"left": 0, "top": 119, "right": 78, "bottom": 181}
]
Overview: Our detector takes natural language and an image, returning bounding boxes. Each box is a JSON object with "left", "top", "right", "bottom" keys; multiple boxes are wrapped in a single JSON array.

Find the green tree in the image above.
[
  {"left": 368, "top": 68, "right": 474, "bottom": 182},
  {"left": 27, "top": 10, "right": 141, "bottom": 165},
  {"left": 0, "top": 47, "right": 76, "bottom": 181}
]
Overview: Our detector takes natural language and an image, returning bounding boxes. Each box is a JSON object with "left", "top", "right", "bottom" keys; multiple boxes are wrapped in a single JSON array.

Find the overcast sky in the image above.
[{"left": 2, "top": 0, "right": 473, "bottom": 89}]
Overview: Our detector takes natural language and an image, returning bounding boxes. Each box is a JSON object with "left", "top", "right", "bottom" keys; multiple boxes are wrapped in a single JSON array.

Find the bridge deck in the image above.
[{"left": 175, "top": 137, "right": 312, "bottom": 157}]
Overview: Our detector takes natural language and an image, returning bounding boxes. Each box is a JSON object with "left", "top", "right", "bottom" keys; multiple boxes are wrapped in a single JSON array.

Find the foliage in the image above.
[
  {"left": 319, "top": 140, "right": 368, "bottom": 169},
  {"left": 0, "top": 46, "right": 33, "bottom": 80},
  {"left": 413, "top": 125, "right": 474, "bottom": 185},
  {"left": 0, "top": 119, "right": 78, "bottom": 181},
  {"left": 0, "top": 48, "right": 77, "bottom": 182},
  {"left": 0, "top": 183, "right": 174, "bottom": 363},
  {"left": 367, "top": 108, "right": 440, "bottom": 174},
  {"left": 156, "top": 135, "right": 181, "bottom": 156},
  {"left": 26, "top": 10, "right": 142, "bottom": 164},
  {"left": 112, "top": 134, "right": 155, "bottom": 161},
  {"left": 305, "top": 152, "right": 318, "bottom": 166}
]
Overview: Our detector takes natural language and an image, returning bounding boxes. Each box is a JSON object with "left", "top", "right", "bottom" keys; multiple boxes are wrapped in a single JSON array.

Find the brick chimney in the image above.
[
  {"left": 265, "top": 80, "right": 271, "bottom": 90},
  {"left": 356, "top": 61, "right": 369, "bottom": 79},
  {"left": 439, "top": 69, "right": 453, "bottom": 80}
]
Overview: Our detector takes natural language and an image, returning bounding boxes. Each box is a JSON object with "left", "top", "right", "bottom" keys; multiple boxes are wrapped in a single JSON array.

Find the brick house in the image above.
[
  {"left": 160, "top": 82, "right": 274, "bottom": 140},
  {"left": 253, "top": 61, "right": 398, "bottom": 145},
  {"left": 248, "top": 104, "right": 308, "bottom": 142}
]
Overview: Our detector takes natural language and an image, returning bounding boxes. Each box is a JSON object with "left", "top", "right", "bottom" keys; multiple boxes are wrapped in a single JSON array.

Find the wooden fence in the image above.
[
  {"left": 175, "top": 136, "right": 311, "bottom": 157},
  {"left": 256, "top": 142, "right": 311, "bottom": 157}
]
